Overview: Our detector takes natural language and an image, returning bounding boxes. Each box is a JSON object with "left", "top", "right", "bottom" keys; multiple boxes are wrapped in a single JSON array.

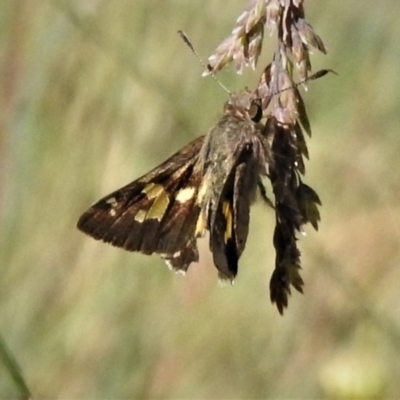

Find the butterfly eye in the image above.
[{"left": 249, "top": 101, "right": 263, "bottom": 122}]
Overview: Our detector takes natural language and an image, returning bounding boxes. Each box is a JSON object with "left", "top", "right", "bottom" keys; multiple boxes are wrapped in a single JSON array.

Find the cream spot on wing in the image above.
[
  {"left": 147, "top": 193, "right": 169, "bottom": 220},
  {"left": 175, "top": 187, "right": 196, "bottom": 203},
  {"left": 141, "top": 183, "right": 170, "bottom": 220},
  {"left": 134, "top": 209, "right": 147, "bottom": 222},
  {"left": 106, "top": 197, "right": 118, "bottom": 216},
  {"left": 142, "top": 183, "right": 164, "bottom": 199},
  {"left": 196, "top": 181, "right": 208, "bottom": 205},
  {"left": 195, "top": 212, "right": 207, "bottom": 237},
  {"left": 222, "top": 201, "right": 233, "bottom": 242},
  {"left": 106, "top": 197, "right": 118, "bottom": 207}
]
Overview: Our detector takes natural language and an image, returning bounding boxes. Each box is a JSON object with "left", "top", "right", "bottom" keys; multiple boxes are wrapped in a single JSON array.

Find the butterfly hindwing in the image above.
[{"left": 210, "top": 194, "right": 238, "bottom": 280}]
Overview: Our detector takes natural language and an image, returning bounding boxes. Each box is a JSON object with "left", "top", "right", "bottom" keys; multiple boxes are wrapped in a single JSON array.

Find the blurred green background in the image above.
[{"left": 1, "top": 1, "right": 400, "bottom": 398}]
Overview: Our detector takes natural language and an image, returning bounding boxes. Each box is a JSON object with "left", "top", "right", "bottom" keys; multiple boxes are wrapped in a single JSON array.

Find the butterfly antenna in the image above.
[
  {"left": 272, "top": 69, "right": 337, "bottom": 98},
  {"left": 178, "top": 30, "right": 232, "bottom": 95}
]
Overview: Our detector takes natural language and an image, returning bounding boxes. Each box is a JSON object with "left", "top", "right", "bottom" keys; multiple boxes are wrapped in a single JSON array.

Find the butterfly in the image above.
[
  {"left": 77, "top": 90, "right": 272, "bottom": 282},
  {"left": 77, "top": 68, "right": 331, "bottom": 312}
]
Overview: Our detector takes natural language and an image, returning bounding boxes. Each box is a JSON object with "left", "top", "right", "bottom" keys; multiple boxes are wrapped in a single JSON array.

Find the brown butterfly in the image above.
[
  {"left": 77, "top": 66, "right": 332, "bottom": 312},
  {"left": 77, "top": 90, "right": 272, "bottom": 281}
]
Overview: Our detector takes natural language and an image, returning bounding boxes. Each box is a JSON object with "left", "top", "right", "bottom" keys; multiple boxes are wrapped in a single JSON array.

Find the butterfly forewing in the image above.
[{"left": 77, "top": 136, "right": 205, "bottom": 269}]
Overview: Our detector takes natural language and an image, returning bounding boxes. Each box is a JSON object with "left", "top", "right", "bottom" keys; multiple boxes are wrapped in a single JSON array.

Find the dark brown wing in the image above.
[
  {"left": 209, "top": 138, "right": 263, "bottom": 281},
  {"left": 209, "top": 168, "right": 238, "bottom": 280},
  {"left": 77, "top": 136, "right": 204, "bottom": 272}
]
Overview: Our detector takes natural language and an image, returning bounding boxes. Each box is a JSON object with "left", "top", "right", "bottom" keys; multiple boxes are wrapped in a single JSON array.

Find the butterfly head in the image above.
[{"left": 224, "top": 90, "right": 263, "bottom": 123}]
